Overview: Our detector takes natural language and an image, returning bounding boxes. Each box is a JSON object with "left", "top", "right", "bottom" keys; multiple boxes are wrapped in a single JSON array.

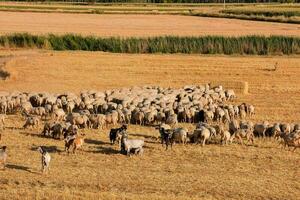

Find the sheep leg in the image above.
[
  {"left": 127, "top": 148, "right": 131, "bottom": 156},
  {"left": 202, "top": 138, "right": 206, "bottom": 147},
  {"left": 73, "top": 146, "right": 77, "bottom": 154},
  {"left": 238, "top": 136, "right": 243, "bottom": 145}
]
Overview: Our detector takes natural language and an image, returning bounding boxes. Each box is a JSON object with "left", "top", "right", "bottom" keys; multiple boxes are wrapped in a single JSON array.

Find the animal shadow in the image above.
[
  {"left": 5, "top": 164, "right": 38, "bottom": 174},
  {"left": 30, "top": 145, "right": 63, "bottom": 153},
  {"left": 19, "top": 131, "right": 44, "bottom": 138},
  {"left": 130, "top": 133, "right": 156, "bottom": 140},
  {"left": 87, "top": 146, "right": 120, "bottom": 155},
  {"left": 84, "top": 138, "right": 110, "bottom": 145}
]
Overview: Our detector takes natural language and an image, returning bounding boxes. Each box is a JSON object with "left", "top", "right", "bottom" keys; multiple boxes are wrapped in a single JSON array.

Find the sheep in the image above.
[
  {"left": 0, "top": 146, "right": 7, "bottom": 170},
  {"left": 199, "top": 128, "right": 211, "bottom": 146},
  {"left": 254, "top": 121, "right": 269, "bottom": 137},
  {"left": 0, "top": 85, "right": 242, "bottom": 130},
  {"left": 233, "top": 128, "right": 254, "bottom": 145},
  {"left": 23, "top": 116, "right": 40, "bottom": 129},
  {"left": 190, "top": 127, "right": 211, "bottom": 146},
  {"left": 42, "top": 121, "right": 54, "bottom": 137},
  {"left": 37, "top": 146, "right": 51, "bottom": 173},
  {"left": 165, "top": 114, "right": 178, "bottom": 127},
  {"left": 52, "top": 108, "right": 66, "bottom": 121},
  {"left": 172, "top": 127, "right": 188, "bottom": 144},
  {"left": 51, "top": 122, "right": 66, "bottom": 139},
  {"left": 220, "top": 130, "right": 232, "bottom": 145},
  {"left": 278, "top": 131, "right": 300, "bottom": 151},
  {"left": 229, "top": 119, "right": 240, "bottom": 135},
  {"left": 120, "top": 132, "right": 144, "bottom": 156}
]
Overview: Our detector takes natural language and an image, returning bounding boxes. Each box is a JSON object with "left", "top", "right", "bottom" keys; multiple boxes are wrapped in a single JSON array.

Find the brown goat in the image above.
[{"left": 65, "top": 134, "right": 85, "bottom": 154}]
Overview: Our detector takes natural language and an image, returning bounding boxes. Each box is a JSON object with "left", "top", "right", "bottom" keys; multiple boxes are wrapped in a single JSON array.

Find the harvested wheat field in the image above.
[
  {"left": 1, "top": 50, "right": 300, "bottom": 122},
  {"left": 0, "top": 11, "right": 300, "bottom": 37},
  {"left": 0, "top": 50, "right": 299, "bottom": 200}
]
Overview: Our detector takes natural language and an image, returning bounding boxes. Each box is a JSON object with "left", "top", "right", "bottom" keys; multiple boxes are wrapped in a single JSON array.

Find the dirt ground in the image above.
[
  {"left": 0, "top": 118, "right": 299, "bottom": 200},
  {"left": 0, "top": 11, "right": 299, "bottom": 37},
  {"left": 0, "top": 50, "right": 299, "bottom": 200}
]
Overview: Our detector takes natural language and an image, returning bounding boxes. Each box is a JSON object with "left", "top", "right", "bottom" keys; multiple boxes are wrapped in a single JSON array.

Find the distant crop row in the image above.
[{"left": 0, "top": 33, "right": 299, "bottom": 55}]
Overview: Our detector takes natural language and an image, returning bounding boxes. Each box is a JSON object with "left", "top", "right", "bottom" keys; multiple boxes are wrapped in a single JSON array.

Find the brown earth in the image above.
[
  {"left": 0, "top": 11, "right": 299, "bottom": 37},
  {"left": 0, "top": 50, "right": 299, "bottom": 200}
]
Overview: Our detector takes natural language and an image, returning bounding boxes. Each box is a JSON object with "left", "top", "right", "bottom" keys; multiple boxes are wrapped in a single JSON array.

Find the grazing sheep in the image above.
[
  {"left": 0, "top": 146, "right": 7, "bottom": 170},
  {"left": 42, "top": 121, "right": 54, "bottom": 137},
  {"left": 229, "top": 119, "right": 240, "bottom": 135},
  {"left": 190, "top": 128, "right": 210, "bottom": 146},
  {"left": 233, "top": 128, "right": 254, "bottom": 145},
  {"left": 278, "top": 131, "right": 300, "bottom": 151},
  {"left": 220, "top": 130, "right": 232, "bottom": 145},
  {"left": 23, "top": 116, "right": 40, "bottom": 129},
  {"left": 172, "top": 127, "right": 188, "bottom": 144},
  {"left": 165, "top": 114, "right": 178, "bottom": 127},
  {"left": 37, "top": 146, "right": 51, "bottom": 173},
  {"left": 199, "top": 128, "right": 211, "bottom": 146},
  {"left": 51, "top": 122, "right": 66, "bottom": 139},
  {"left": 52, "top": 108, "right": 66, "bottom": 121},
  {"left": 254, "top": 121, "right": 269, "bottom": 137}
]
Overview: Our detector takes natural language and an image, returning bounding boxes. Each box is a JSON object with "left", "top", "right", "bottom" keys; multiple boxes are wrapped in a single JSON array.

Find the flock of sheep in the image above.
[{"left": 0, "top": 84, "right": 299, "bottom": 172}]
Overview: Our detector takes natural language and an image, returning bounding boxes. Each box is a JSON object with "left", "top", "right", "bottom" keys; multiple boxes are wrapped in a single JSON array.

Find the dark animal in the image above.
[
  {"left": 160, "top": 127, "right": 174, "bottom": 150},
  {"left": 109, "top": 124, "right": 127, "bottom": 145}
]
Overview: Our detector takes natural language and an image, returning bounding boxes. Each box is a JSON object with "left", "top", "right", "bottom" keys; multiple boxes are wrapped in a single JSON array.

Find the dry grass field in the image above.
[
  {"left": 0, "top": 11, "right": 299, "bottom": 37},
  {"left": 0, "top": 50, "right": 299, "bottom": 200},
  {"left": 1, "top": 50, "right": 300, "bottom": 122},
  {"left": 0, "top": 4, "right": 300, "bottom": 197}
]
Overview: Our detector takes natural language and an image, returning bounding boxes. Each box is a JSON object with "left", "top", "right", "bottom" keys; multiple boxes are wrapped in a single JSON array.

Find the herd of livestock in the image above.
[{"left": 0, "top": 84, "right": 299, "bottom": 172}]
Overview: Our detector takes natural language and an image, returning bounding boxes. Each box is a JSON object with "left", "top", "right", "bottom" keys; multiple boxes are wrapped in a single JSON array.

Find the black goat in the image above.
[
  {"left": 109, "top": 124, "right": 128, "bottom": 145},
  {"left": 160, "top": 127, "right": 174, "bottom": 150}
]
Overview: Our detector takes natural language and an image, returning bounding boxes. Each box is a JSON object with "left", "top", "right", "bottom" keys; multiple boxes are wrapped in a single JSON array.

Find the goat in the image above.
[
  {"left": 37, "top": 146, "right": 51, "bottom": 173},
  {"left": 159, "top": 127, "right": 174, "bottom": 150},
  {"left": 65, "top": 134, "right": 85, "bottom": 154},
  {"left": 120, "top": 132, "right": 144, "bottom": 156},
  {"left": 109, "top": 124, "right": 127, "bottom": 145}
]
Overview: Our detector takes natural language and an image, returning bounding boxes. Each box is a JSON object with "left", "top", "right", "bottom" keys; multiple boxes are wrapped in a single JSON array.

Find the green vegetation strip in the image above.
[{"left": 1, "top": 33, "right": 300, "bottom": 55}]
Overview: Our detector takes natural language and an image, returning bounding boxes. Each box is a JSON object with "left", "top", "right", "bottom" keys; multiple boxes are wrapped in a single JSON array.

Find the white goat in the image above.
[
  {"left": 121, "top": 132, "right": 144, "bottom": 156},
  {"left": 37, "top": 146, "right": 51, "bottom": 173}
]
